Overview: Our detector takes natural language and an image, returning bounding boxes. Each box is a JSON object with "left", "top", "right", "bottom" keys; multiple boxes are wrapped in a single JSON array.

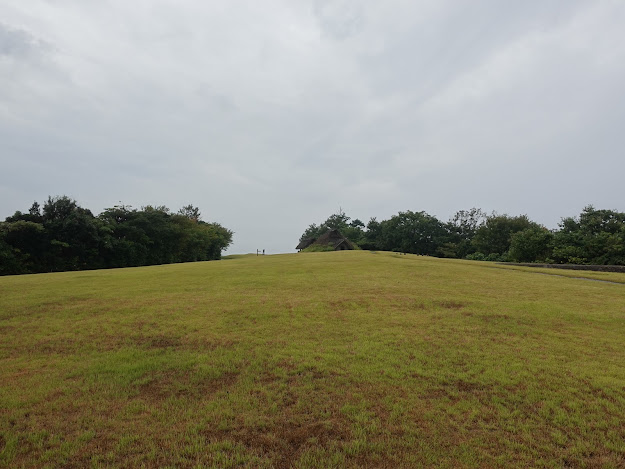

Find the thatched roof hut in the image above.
[
  {"left": 296, "top": 229, "right": 355, "bottom": 251},
  {"left": 295, "top": 238, "right": 315, "bottom": 251}
]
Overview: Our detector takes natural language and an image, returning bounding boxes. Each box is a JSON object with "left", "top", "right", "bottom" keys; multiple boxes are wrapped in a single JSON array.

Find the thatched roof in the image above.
[
  {"left": 296, "top": 237, "right": 316, "bottom": 250},
  {"left": 333, "top": 238, "right": 355, "bottom": 250},
  {"left": 297, "top": 229, "right": 355, "bottom": 251}
]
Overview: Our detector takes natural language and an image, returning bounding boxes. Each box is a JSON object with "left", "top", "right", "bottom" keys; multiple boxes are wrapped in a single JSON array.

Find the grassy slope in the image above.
[
  {"left": 490, "top": 263, "right": 625, "bottom": 284},
  {"left": 1, "top": 251, "right": 625, "bottom": 468}
]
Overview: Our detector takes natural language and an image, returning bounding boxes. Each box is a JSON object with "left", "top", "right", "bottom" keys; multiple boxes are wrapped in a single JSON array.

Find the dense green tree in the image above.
[
  {"left": 444, "top": 208, "right": 487, "bottom": 258},
  {"left": 451, "top": 208, "right": 486, "bottom": 238},
  {"left": 551, "top": 216, "right": 587, "bottom": 264},
  {"left": 98, "top": 205, "right": 148, "bottom": 267},
  {"left": 297, "top": 205, "right": 625, "bottom": 265},
  {"left": 299, "top": 210, "right": 365, "bottom": 246},
  {"left": 0, "top": 220, "right": 46, "bottom": 273},
  {"left": 178, "top": 204, "right": 201, "bottom": 223},
  {"left": 360, "top": 218, "right": 382, "bottom": 250},
  {"left": 202, "top": 222, "right": 234, "bottom": 260},
  {"left": 579, "top": 206, "right": 625, "bottom": 235},
  {"left": 0, "top": 233, "right": 20, "bottom": 275},
  {"left": 5, "top": 197, "right": 625, "bottom": 275},
  {"left": 170, "top": 215, "right": 231, "bottom": 262},
  {"left": 508, "top": 226, "right": 554, "bottom": 263},
  {"left": 375, "top": 211, "right": 446, "bottom": 255},
  {"left": 472, "top": 214, "right": 539, "bottom": 259},
  {"left": 1, "top": 197, "right": 233, "bottom": 275},
  {"left": 5, "top": 201, "right": 44, "bottom": 224},
  {"left": 299, "top": 223, "right": 321, "bottom": 242},
  {"left": 40, "top": 196, "right": 104, "bottom": 271},
  {"left": 552, "top": 206, "right": 625, "bottom": 265}
]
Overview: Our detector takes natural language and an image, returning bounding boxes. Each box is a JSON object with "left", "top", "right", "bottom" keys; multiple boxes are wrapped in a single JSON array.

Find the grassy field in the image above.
[{"left": 1, "top": 251, "right": 625, "bottom": 468}]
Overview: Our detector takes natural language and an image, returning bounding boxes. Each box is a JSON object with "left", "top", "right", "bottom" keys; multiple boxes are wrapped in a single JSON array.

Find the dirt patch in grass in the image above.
[
  {"left": 255, "top": 363, "right": 342, "bottom": 389},
  {"left": 436, "top": 300, "right": 466, "bottom": 309},
  {"left": 225, "top": 418, "right": 350, "bottom": 469},
  {"left": 26, "top": 297, "right": 118, "bottom": 317},
  {"left": 182, "top": 336, "right": 239, "bottom": 351},
  {"left": 132, "top": 334, "right": 182, "bottom": 349},
  {"left": 382, "top": 295, "right": 428, "bottom": 311},
  {"left": 454, "top": 379, "right": 484, "bottom": 393},
  {"left": 3, "top": 332, "right": 238, "bottom": 357},
  {"left": 278, "top": 420, "right": 349, "bottom": 467},
  {"left": 326, "top": 298, "right": 370, "bottom": 313},
  {"left": 200, "top": 362, "right": 352, "bottom": 466},
  {"left": 416, "top": 377, "right": 489, "bottom": 400},
  {"left": 419, "top": 386, "right": 449, "bottom": 400},
  {"left": 91, "top": 334, "right": 239, "bottom": 351},
  {"left": 4, "top": 337, "right": 81, "bottom": 357},
  {"left": 385, "top": 297, "right": 467, "bottom": 312},
  {"left": 0, "top": 325, "right": 16, "bottom": 334},
  {"left": 277, "top": 358, "right": 297, "bottom": 372},
  {"left": 138, "top": 370, "right": 239, "bottom": 401},
  {"left": 3, "top": 391, "right": 126, "bottom": 468},
  {"left": 477, "top": 313, "right": 511, "bottom": 322}
]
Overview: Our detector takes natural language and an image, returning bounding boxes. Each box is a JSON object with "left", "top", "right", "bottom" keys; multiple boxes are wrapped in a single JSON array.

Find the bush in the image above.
[
  {"left": 302, "top": 244, "right": 336, "bottom": 253},
  {"left": 465, "top": 252, "right": 486, "bottom": 261}
]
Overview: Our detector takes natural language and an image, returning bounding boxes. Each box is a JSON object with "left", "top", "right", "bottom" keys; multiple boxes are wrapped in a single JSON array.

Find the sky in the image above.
[{"left": 1, "top": 0, "right": 624, "bottom": 254}]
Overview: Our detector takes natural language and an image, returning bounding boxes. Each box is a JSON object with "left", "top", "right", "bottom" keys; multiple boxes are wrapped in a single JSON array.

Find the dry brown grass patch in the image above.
[
  {"left": 138, "top": 370, "right": 239, "bottom": 401},
  {"left": 232, "top": 418, "right": 350, "bottom": 468},
  {"left": 436, "top": 300, "right": 466, "bottom": 309}
]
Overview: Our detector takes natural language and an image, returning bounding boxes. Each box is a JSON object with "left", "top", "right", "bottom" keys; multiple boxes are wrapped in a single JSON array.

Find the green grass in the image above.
[{"left": 1, "top": 251, "right": 625, "bottom": 468}]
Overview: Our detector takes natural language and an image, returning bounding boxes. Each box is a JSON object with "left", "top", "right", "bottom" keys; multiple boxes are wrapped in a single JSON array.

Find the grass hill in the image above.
[{"left": 1, "top": 251, "right": 625, "bottom": 468}]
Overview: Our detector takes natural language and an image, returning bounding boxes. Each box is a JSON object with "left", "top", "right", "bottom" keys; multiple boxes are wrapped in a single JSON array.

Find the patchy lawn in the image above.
[{"left": 1, "top": 251, "right": 625, "bottom": 468}]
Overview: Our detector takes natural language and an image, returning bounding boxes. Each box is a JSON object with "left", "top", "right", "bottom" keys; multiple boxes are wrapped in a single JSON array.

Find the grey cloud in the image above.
[
  {"left": 0, "top": 1, "right": 624, "bottom": 254},
  {"left": 313, "top": 0, "right": 364, "bottom": 40},
  {"left": 358, "top": 1, "right": 584, "bottom": 100},
  {"left": 0, "top": 23, "right": 51, "bottom": 58}
]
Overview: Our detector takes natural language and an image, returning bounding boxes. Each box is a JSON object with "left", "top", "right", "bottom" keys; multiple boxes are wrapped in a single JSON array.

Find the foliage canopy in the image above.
[
  {"left": 1, "top": 197, "right": 232, "bottom": 275},
  {"left": 300, "top": 205, "right": 625, "bottom": 265}
]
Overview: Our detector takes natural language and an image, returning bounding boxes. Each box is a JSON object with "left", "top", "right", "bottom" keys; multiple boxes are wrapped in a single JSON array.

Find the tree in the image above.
[
  {"left": 0, "top": 220, "right": 46, "bottom": 273},
  {"left": 508, "top": 226, "right": 554, "bottom": 263},
  {"left": 178, "top": 205, "right": 201, "bottom": 223},
  {"left": 41, "top": 196, "right": 102, "bottom": 271},
  {"left": 445, "top": 208, "right": 487, "bottom": 258},
  {"left": 0, "top": 231, "right": 20, "bottom": 275},
  {"left": 450, "top": 208, "right": 486, "bottom": 238},
  {"left": 299, "top": 223, "right": 321, "bottom": 242},
  {"left": 29, "top": 201, "right": 41, "bottom": 218},
  {"left": 552, "top": 206, "right": 625, "bottom": 265},
  {"left": 360, "top": 218, "right": 382, "bottom": 250},
  {"left": 551, "top": 216, "right": 587, "bottom": 264},
  {"left": 1, "top": 197, "right": 234, "bottom": 275},
  {"left": 201, "top": 222, "right": 234, "bottom": 260},
  {"left": 472, "top": 213, "right": 539, "bottom": 260},
  {"left": 298, "top": 210, "right": 365, "bottom": 246},
  {"left": 376, "top": 211, "right": 446, "bottom": 255}
]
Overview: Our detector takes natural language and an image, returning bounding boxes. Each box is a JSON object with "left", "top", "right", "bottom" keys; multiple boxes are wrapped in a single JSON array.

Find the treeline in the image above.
[
  {"left": 300, "top": 206, "right": 625, "bottom": 265},
  {"left": 0, "top": 196, "right": 233, "bottom": 275}
]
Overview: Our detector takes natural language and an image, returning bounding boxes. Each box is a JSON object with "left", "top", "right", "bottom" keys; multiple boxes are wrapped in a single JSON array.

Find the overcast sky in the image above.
[{"left": 1, "top": 1, "right": 624, "bottom": 254}]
